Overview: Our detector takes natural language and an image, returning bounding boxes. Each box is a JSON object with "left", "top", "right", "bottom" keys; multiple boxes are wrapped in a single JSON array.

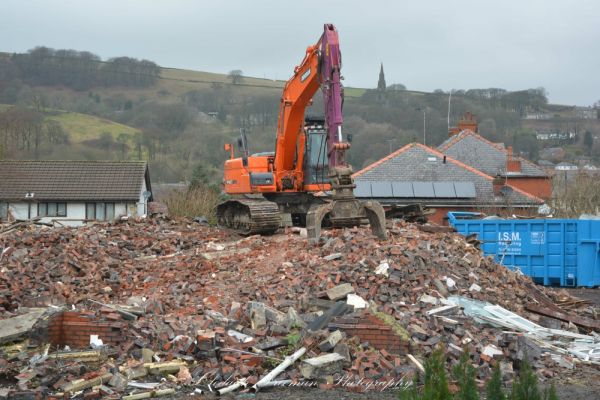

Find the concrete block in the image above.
[
  {"left": 318, "top": 330, "right": 344, "bottom": 352},
  {"left": 300, "top": 353, "right": 346, "bottom": 379},
  {"left": 326, "top": 283, "right": 354, "bottom": 301}
]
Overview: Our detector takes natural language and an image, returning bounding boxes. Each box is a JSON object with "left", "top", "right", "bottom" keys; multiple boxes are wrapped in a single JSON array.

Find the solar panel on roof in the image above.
[
  {"left": 453, "top": 181, "right": 477, "bottom": 198},
  {"left": 433, "top": 182, "right": 456, "bottom": 198},
  {"left": 412, "top": 181, "right": 435, "bottom": 197},
  {"left": 371, "top": 181, "right": 394, "bottom": 197},
  {"left": 353, "top": 181, "right": 372, "bottom": 197},
  {"left": 391, "top": 182, "right": 414, "bottom": 197}
]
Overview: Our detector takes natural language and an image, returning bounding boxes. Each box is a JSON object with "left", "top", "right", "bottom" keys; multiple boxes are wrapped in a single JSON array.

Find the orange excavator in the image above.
[{"left": 216, "top": 24, "right": 387, "bottom": 243}]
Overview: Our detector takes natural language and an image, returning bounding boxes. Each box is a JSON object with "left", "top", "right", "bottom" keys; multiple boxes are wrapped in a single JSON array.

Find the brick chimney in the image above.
[
  {"left": 493, "top": 175, "right": 504, "bottom": 196},
  {"left": 506, "top": 146, "right": 522, "bottom": 173},
  {"left": 449, "top": 111, "right": 478, "bottom": 137}
]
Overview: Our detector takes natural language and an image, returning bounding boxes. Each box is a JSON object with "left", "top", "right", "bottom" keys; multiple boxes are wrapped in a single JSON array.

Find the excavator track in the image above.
[{"left": 216, "top": 198, "right": 280, "bottom": 235}]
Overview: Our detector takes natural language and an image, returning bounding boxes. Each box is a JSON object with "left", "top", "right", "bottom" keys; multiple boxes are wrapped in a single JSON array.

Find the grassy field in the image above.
[
  {"left": 46, "top": 112, "right": 139, "bottom": 143},
  {"left": 161, "top": 67, "right": 284, "bottom": 87},
  {"left": 344, "top": 87, "right": 367, "bottom": 98},
  {"left": 155, "top": 67, "right": 283, "bottom": 100},
  {"left": 0, "top": 104, "right": 140, "bottom": 143},
  {"left": 0, "top": 61, "right": 371, "bottom": 162},
  {"left": 155, "top": 67, "right": 368, "bottom": 100}
]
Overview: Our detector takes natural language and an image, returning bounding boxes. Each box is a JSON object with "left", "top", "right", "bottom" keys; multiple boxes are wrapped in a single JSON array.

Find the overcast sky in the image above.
[{"left": 1, "top": 0, "right": 598, "bottom": 105}]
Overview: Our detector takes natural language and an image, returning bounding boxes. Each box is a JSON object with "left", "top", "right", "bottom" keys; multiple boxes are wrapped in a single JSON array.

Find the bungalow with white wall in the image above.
[{"left": 0, "top": 160, "right": 152, "bottom": 226}]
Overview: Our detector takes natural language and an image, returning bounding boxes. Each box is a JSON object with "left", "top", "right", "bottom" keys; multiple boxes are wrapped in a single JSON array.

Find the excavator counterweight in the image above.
[{"left": 216, "top": 24, "right": 387, "bottom": 243}]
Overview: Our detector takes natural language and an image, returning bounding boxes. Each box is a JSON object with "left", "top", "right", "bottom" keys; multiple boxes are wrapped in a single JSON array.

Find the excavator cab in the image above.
[{"left": 303, "top": 117, "right": 329, "bottom": 187}]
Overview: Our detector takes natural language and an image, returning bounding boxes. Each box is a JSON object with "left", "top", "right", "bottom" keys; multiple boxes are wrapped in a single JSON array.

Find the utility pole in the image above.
[
  {"left": 447, "top": 89, "right": 453, "bottom": 133},
  {"left": 386, "top": 138, "right": 395, "bottom": 154},
  {"left": 422, "top": 109, "right": 426, "bottom": 146},
  {"left": 415, "top": 107, "right": 427, "bottom": 145}
]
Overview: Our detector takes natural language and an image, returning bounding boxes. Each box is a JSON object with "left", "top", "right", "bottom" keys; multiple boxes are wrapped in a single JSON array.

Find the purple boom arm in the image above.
[{"left": 319, "top": 24, "right": 346, "bottom": 168}]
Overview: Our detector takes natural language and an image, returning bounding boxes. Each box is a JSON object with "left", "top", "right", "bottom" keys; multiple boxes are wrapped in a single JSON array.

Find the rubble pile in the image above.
[{"left": 0, "top": 218, "right": 598, "bottom": 397}]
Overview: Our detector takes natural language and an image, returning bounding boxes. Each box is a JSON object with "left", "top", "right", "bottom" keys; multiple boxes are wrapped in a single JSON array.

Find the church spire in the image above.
[{"left": 377, "top": 63, "right": 386, "bottom": 91}]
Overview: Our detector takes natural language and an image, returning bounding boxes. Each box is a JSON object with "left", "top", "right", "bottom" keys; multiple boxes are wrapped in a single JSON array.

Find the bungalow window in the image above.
[
  {"left": 38, "top": 202, "right": 67, "bottom": 217},
  {"left": 97, "top": 202, "right": 105, "bottom": 220},
  {"left": 127, "top": 203, "right": 137, "bottom": 216},
  {"left": 0, "top": 202, "right": 7, "bottom": 220},
  {"left": 86, "top": 202, "right": 115, "bottom": 221},
  {"left": 106, "top": 203, "right": 115, "bottom": 220}
]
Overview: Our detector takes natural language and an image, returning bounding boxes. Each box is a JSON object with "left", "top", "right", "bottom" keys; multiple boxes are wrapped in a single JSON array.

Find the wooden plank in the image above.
[
  {"left": 526, "top": 303, "right": 600, "bottom": 330},
  {"left": 61, "top": 373, "right": 113, "bottom": 393},
  {"left": 418, "top": 225, "right": 455, "bottom": 234},
  {"left": 122, "top": 389, "right": 175, "bottom": 400},
  {"left": 407, "top": 354, "right": 425, "bottom": 373}
]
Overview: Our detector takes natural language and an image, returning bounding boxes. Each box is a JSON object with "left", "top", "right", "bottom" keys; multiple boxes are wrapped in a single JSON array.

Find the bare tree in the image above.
[
  {"left": 552, "top": 172, "right": 600, "bottom": 217},
  {"left": 228, "top": 70, "right": 244, "bottom": 85},
  {"left": 116, "top": 133, "right": 129, "bottom": 159},
  {"left": 45, "top": 120, "right": 69, "bottom": 145}
]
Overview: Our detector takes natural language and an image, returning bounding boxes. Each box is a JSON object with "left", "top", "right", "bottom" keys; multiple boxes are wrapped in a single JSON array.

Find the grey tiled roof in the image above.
[
  {"left": 438, "top": 131, "right": 547, "bottom": 177},
  {"left": 0, "top": 160, "right": 150, "bottom": 201},
  {"left": 353, "top": 144, "right": 542, "bottom": 206}
]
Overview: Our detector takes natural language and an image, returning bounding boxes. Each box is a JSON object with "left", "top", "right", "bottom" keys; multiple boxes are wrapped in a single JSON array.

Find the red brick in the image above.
[
  {"left": 380, "top": 358, "right": 394, "bottom": 370},
  {"left": 83, "top": 390, "right": 101, "bottom": 399},
  {"left": 61, "top": 321, "right": 96, "bottom": 328},
  {"left": 239, "top": 364, "right": 250, "bottom": 376},
  {"left": 244, "top": 356, "right": 262, "bottom": 367}
]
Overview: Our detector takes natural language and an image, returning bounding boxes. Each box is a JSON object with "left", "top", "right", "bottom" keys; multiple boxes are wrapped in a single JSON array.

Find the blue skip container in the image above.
[{"left": 447, "top": 212, "right": 600, "bottom": 287}]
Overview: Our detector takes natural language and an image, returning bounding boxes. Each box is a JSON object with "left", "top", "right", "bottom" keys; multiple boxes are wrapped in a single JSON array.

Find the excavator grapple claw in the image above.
[
  {"left": 362, "top": 200, "right": 388, "bottom": 240},
  {"left": 306, "top": 202, "right": 334, "bottom": 244},
  {"left": 306, "top": 198, "right": 387, "bottom": 244},
  {"left": 306, "top": 166, "right": 388, "bottom": 244}
]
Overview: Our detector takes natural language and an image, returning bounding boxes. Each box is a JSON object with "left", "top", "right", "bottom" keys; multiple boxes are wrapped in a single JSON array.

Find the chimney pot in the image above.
[
  {"left": 506, "top": 147, "right": 521, "bottom": 173},
  {"left": 449, "top": 111, "right": 478, "bottom": 136}
]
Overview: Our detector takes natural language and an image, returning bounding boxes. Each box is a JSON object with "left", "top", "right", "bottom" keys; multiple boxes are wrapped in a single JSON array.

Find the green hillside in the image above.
[
  {"left": 81, "top": 65, "right": 366, "bottom": 100},
  {"left": 46, "top": 111, "right": 139, "bottom": 143},
  {"left": 1, "top": 48, "right": 597, "bottom": 183},
  {"left": 0, "top": 104, "right": 139, "bottom": 143}
]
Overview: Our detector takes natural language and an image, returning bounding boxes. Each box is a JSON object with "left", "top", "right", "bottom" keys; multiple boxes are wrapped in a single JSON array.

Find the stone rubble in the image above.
[{"left": 0, "top": 217, "right": 598, "bottom": 397}]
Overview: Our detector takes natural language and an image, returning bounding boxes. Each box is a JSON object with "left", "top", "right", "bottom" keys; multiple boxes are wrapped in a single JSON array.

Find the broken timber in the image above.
[
  {"left": 526, "top": 303, "right": 600, "bottom": 331},
  {"left": 61, "top": 373, "right": 113, "bottom": 393},
  {"left": 122, "top": 389, "right": 176, "bottom": 400}
]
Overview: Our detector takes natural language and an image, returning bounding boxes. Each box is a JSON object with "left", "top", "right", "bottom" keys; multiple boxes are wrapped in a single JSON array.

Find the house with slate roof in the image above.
[
  {"left": 438, "top": 112, "right": 552, "bottom": 199},
  {"left": 353, "top": 143, "right": 544, "bottom": 225},
  {"left": 0, "top": 160, "right": 152, "bottom": 226}
]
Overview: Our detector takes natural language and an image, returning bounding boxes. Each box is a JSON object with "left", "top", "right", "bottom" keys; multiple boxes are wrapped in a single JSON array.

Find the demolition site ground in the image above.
[{"left": 0, "top": 217, "right": 599, "bottom": 399}]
